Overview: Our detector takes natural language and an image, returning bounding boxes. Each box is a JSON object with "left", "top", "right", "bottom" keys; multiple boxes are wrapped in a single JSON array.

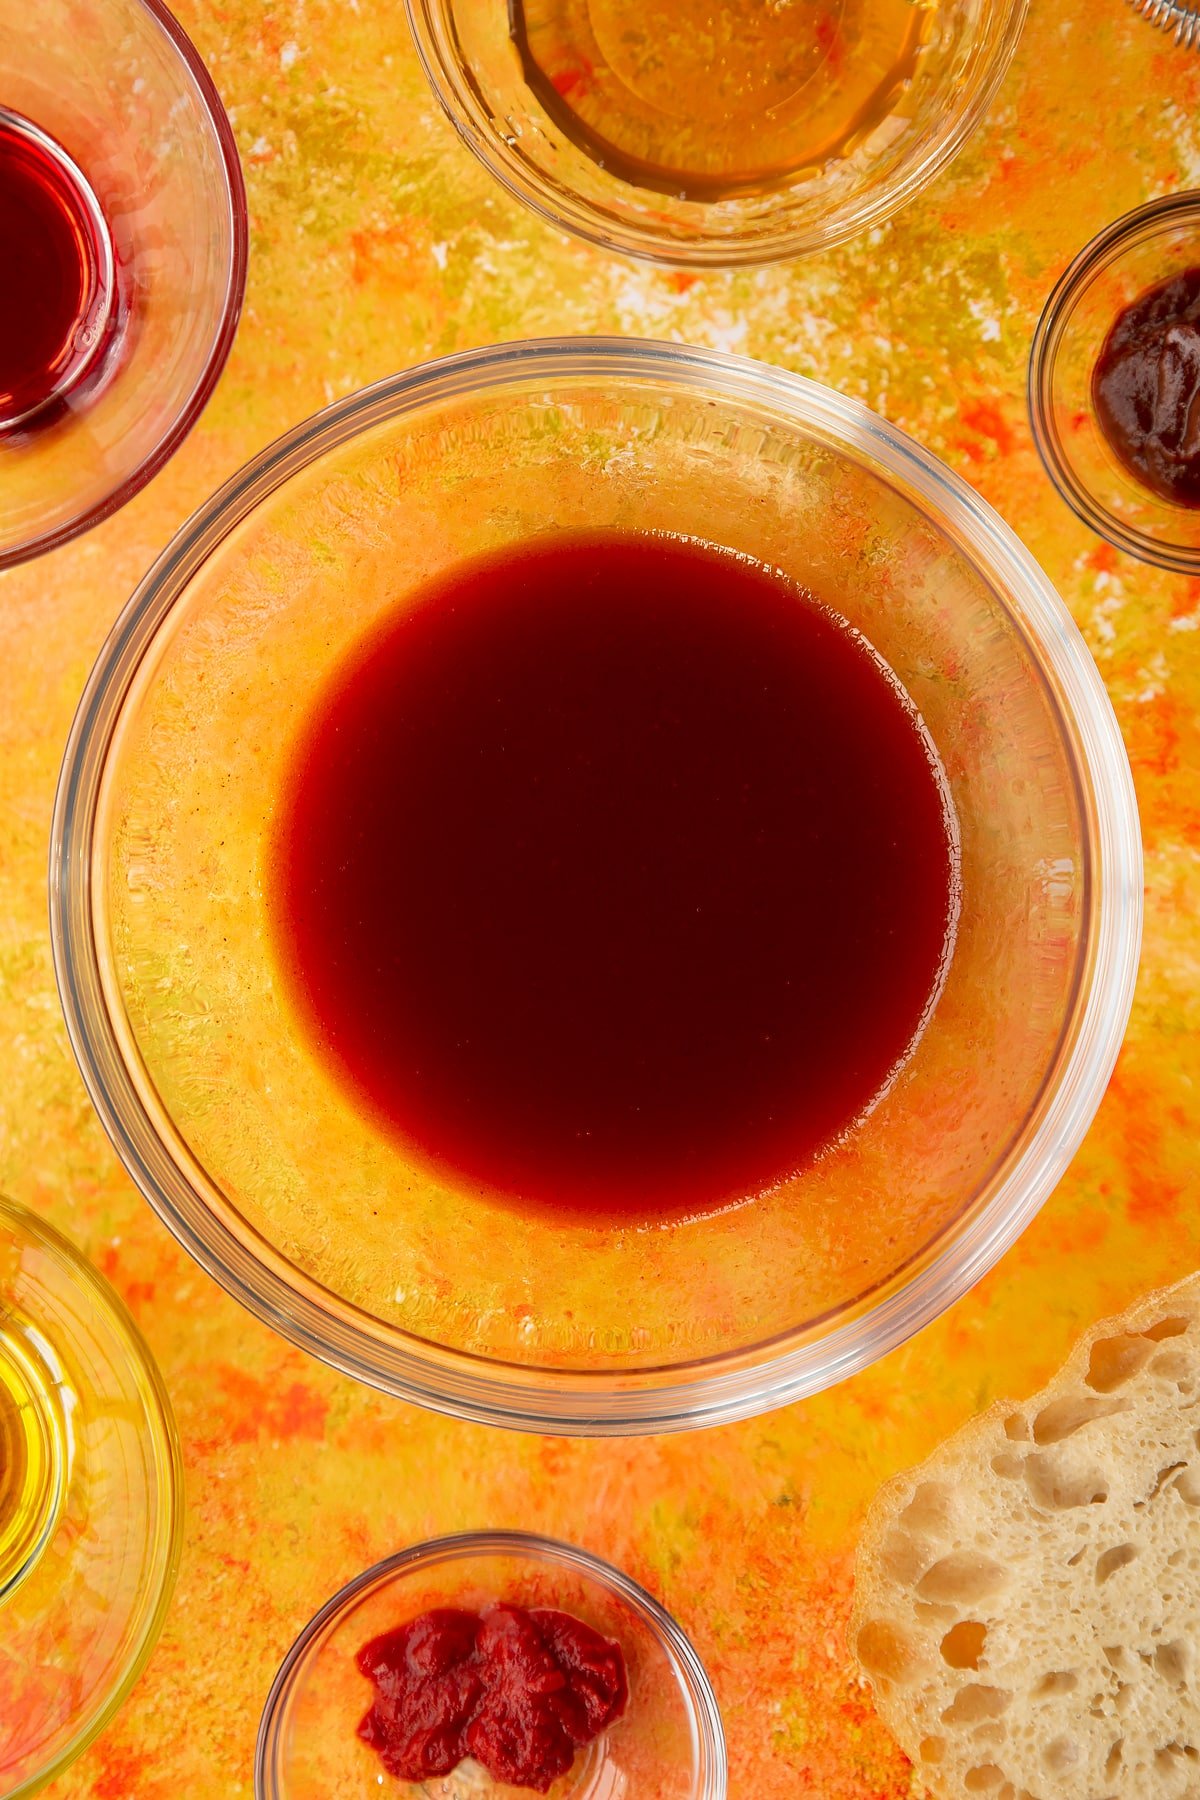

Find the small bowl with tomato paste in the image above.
[
  {"left": 1029, "top": 190, "right": 1200, "bottom": 573},
  {"left": 254, "top": 1531, "right": 726, "bottom": 1800},
  {"left": 52, "top": 338, "right": 1141, "bottom": 1433}
]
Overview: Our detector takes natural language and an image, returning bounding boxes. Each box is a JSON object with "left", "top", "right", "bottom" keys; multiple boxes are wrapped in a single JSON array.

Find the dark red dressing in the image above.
[
  {"left": 1093, "top": 265, "right": 1200, "bottom": 507},
  {"left": 356, "top": 1604, "right": 629, "bottom": 1792},
  {"left": 0, "top": 112, "right": 114, "bottom": 431},
  {"left": 272, "top": 532, "right": 957, "bottom": 1225}
]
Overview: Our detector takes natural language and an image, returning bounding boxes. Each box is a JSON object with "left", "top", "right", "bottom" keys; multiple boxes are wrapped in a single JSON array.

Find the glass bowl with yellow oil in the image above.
[
  {"left": 404, "top": 0, "right": 1026, "bottom": 263},
  {"left": 0, "top": 1194, "right": 181, "bottom": 1798}
]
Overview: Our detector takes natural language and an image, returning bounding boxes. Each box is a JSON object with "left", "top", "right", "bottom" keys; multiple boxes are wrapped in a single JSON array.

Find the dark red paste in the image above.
[
  {"left": 356, "top": 1603, "right": 629, "bottom": 1791},
  {"left": 1092, "top": 264, "right": 1200, "bottom": 507}
]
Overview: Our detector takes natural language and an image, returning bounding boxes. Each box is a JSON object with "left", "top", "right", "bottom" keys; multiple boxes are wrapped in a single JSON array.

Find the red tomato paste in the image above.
[
  {"left": 1093, "top": 265, "right": 1200, "bottom": 507},
  {"left": 356, "top": 1603, "right": 629, "bottom": 1791}
]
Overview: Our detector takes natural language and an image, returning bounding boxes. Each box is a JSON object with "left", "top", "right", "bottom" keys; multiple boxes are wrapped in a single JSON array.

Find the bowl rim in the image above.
[
  {"left": 402, "top": 0, "right": 1029, "bottom": 266},
  {"left": 0, "top": 0, "right": 249, "bottom": 571},
  {"left": 1027, "top": 187, "right": 1200, "bottom": 574},
  {"left": 0, "top": 1193, "right": 183, "bottom": 1800},
  {"left": 253, "top": 1528, "right": 728, "bottom": 1800},
  {"left": 50, "top": 336, "right": 1143, "bottom": 1435}
]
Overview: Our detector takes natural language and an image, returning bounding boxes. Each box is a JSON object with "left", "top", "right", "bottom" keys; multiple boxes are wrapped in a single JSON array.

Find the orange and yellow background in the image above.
[{"left": 2, "top": 2, "right": 1198, "bottom": 1794}]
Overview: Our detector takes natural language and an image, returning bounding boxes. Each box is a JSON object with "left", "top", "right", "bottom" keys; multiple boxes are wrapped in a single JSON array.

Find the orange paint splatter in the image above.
[
  {"left": 92, "top": 1742, "right": 152, "bottom": 1800},
  {"left": 958, "top": 399, "right": 1017, "bottom": 458},
  {"left": 1122, "top": 691, "right": 1181, "bottom": 783},
  {"left": 1171, "top": 576, "right": 1200, "bottom": 620},
  {"left": 1106, "top": 1063, "right": 1183, "bottom": 1228},
  {"left": 1128, "top": 1180, "right": 1183, "bottom": 1228},
  {"left": 213, "top": 1365, "right": 330, "bottom": 1443}
]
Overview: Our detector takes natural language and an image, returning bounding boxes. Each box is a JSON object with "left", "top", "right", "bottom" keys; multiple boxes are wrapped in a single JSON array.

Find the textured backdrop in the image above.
[{"left": 2, "top": 1, "right": 1197, "bottom": 1794}]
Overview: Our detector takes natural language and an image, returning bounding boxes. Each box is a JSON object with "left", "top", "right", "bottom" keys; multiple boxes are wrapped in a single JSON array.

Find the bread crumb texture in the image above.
[{"left": 851, "top": 1273, "right": 1200, "bottom": 1800}]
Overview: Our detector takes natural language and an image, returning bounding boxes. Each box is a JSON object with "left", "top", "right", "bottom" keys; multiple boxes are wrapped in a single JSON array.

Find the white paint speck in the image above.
[
  {"left": 708, "top": 316, "right": 748, "bottom": 354},
  {"left": 967, "top": 297, "right": 1002, "bottom": 343},
  {"left": 280, "top": 40, "right": 301, "bottom": 71}
]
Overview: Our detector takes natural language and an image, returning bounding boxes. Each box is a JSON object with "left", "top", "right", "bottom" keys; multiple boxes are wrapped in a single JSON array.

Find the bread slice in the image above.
[{"left": 851, "top": 1272, "right": 1200, "bottom": 1800}]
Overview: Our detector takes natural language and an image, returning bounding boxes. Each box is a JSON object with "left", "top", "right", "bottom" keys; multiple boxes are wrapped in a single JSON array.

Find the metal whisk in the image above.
[{"left": 1128, "top": 0, "right": 1200, "bottom": 48}]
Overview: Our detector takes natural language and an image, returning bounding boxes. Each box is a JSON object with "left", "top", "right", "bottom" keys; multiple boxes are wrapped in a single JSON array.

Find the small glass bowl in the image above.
[
  {"left": 51, "top": 339, "right": 1141, "bottom": 1435},
  {"left": 1029, "top": 190, "right": 1200, "bottom": 573},
  {"left": 404, "top": 0, "right": 1026, "bottom": 265},
  {"left": 0, "top": 1194, "right": 182, "bottom": 1799},
  {"left": 255, "top": 1532, "right": 727, "bottom": 1800},
  {"left": 0, "top": 0, "right": 247, "bottom": 568}
]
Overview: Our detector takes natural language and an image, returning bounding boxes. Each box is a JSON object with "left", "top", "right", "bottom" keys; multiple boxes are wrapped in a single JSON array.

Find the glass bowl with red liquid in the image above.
[
  {"left": 254, "top": 1531, "right": 726, "bottom": 1800},
  {"left": 0, "top": 0, "right": 246, "bottom": 568},
  {"left": 1029, "top": 191, "right": 1200, "bottom": 574},
  {"left": 51, "top": 338, "right": 1141, "bottom": 1434}
]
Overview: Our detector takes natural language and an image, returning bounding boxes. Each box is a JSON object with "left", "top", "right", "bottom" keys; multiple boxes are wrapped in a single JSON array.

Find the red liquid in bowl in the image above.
[
  {"left": 271, "top": 532, "right": 958, "bottom": 1225},
  {"left": 0, "top": 110, "right": 114, "bottom": 432}
]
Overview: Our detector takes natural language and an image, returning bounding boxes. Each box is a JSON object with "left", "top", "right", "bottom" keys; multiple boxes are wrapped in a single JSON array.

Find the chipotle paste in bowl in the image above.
[
  {"left": 1092, "top": 265, "right": 1200, "bottom": 507},
  {"left": 356, "top": 1603, "right": 628, "bottom": 1792}
]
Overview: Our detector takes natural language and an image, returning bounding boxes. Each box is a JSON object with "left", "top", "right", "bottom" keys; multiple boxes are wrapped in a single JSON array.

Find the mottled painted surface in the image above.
[{"left": 1, "top": 1, "right": 1197, "bottom": 1795}]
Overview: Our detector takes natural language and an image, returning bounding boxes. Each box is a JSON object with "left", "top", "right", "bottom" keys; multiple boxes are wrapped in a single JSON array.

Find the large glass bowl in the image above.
[
  {"left": 255, "top": 1532, "right": 726, "bottom": 1800},
  {"left": 51, "top": 338, "right": 1141, "bottom": 1435},
  {"left": 0, "top": 0, "right": 246, "bottom": 568},
  {"left": 404, "top": 0, "right": 1026, "bottom": 264}
]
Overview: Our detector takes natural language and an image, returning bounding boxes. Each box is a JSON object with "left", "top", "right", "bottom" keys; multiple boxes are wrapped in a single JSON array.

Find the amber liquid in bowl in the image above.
[
  {"left": 270, "top": 531, "right": 958, "bottom": 1227},
  {"left": 508, "top": 0, "right": 931, "bottom": 198}
]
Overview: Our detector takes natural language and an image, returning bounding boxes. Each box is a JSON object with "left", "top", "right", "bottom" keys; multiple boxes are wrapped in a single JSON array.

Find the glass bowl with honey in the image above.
[
  {"left": 255, "top": 1531, "right": 726, "bottom": 1800},
  {"left": 403, "top": 0, "right": 1026, "bottom": 263},
  {"left": 0, "top": 0, "right": 247, "bottom": 568},
  {"left": 0, "top": 1194, "right": 181, "bottom": 1798},
  {"left": 51, "top": 338, "right": 1140, "bottom": 1435},
  {"left": 1029, "top": 191, "right": 1200, "bottom": 574}
]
